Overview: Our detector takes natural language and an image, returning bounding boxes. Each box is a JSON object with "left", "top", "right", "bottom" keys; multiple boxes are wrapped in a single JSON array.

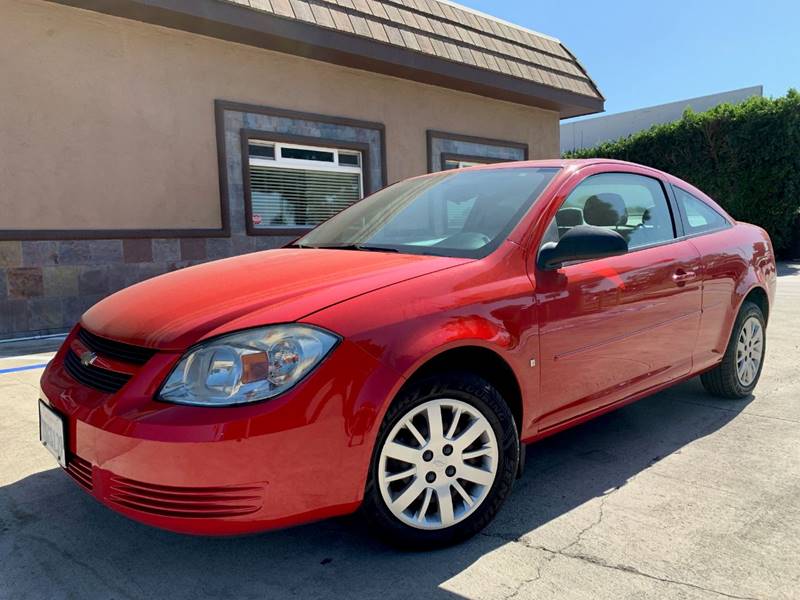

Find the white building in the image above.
[{"left": 561, "top": 85, "right": 763, "bottom": 153}]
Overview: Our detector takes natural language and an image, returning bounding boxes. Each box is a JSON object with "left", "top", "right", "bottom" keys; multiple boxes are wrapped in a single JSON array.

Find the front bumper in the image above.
[{"left": 41, "top": 329, "right": 401, "bottom": 535}]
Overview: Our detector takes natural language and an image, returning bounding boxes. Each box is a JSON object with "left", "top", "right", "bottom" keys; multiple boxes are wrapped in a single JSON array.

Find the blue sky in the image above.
[{"left": 458, "top": 0, "right": 798, "bottom": 120}]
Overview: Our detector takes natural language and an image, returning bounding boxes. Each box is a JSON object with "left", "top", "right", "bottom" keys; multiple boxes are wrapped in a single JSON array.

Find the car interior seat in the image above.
[
  {"left": 555, "top": 207, "right": 583, "bottom": 237},
  {"left": 583, "top": 194, "right": 630, "bottom": 239}
]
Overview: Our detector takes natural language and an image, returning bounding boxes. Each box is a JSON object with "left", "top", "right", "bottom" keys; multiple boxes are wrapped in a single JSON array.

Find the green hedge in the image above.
[{"left": 565, "top": 90, "right": 800, "bottom": 256}]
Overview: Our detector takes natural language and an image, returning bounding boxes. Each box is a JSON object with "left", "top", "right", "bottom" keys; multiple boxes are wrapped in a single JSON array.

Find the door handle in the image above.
[{"left": 672, "top": 269, "right": 697, "bottom": 284}]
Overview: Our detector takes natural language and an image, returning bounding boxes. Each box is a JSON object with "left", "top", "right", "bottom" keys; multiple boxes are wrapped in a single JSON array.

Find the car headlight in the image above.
[{"left": 158, "top": 325, "right": 339, "bottom": 407}]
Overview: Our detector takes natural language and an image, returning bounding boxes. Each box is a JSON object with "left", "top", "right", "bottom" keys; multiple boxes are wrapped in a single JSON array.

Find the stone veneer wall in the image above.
[{"left": 0, "top": 236, "right": 289, "bottom": 338}]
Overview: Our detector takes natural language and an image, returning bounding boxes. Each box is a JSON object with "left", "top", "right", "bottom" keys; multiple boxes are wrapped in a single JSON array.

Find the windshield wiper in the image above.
[{"left": 305, "top": 244, "right": 400, "bottom": 253}]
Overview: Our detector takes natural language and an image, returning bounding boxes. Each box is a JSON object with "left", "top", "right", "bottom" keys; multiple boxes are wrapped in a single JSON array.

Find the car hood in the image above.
[{"left": 81, "top": 248, "right": 469, "bottom": 350}]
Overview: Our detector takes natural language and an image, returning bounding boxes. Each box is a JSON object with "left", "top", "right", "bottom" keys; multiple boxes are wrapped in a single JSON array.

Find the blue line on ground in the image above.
[{"left": 0, "top": 363, "right": 49, "bottom": 375}]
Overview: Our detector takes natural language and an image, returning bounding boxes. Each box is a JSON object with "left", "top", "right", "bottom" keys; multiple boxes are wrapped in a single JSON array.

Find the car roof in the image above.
[
  {"left": 457, "top": 158, "right": 661, "bottom": 171},
  {"left": 448, "top": 158, "right": 679, "bottom": 187}
]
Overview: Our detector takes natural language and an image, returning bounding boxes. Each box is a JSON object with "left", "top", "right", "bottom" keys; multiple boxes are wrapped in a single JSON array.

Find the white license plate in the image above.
[{"left": 39, "top": 401, "right": 66, "bottom": 468}]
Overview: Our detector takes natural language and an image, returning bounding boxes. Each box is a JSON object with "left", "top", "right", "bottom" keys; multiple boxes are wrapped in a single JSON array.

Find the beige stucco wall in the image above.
[{"left": 0, "top": 0, "right": 560, "bottom": 231}]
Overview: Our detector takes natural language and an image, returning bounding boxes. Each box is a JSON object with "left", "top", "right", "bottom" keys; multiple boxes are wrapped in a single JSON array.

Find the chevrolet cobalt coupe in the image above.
[{"left": 39, "top": 159, "right": 776, "bottom": 548}]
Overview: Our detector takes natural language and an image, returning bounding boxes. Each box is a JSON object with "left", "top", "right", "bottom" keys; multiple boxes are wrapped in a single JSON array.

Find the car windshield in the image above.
[{"left": 293, "top": 167, "right": 559, "bottom": 258}]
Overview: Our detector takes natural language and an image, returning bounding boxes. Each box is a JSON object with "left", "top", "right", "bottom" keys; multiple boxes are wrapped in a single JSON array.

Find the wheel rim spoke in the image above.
[
  {"left": 436, "top": 486, "right": 455, "bottom": 527},
  {"left": 462, "top": 447, "right": 491, "bottom": 461},
  {"left": 391, "top": 479, "right": 425, "bottom": 513},
  {"left": 416, "top": 488, "right": 434, "bottom": 523},
  {"left": 454, "top": 419, "right": 487, "bottom": 450},
  {"left": 452, "top": 480, "right": 474, "bottom": 507},
  {"left": 384, "top": 441, "right": 420, "bottom": 465},
  {"left": 405, "top": 420, "right": 427, "bottom": 447},
  {"left": 427, "top": 405, "right": 445, "bottom": 444},
  {"left": 446, "top": 407, "right": 463, "bottom": 439},
  {"left": 385, "top": 467, "right": 417, "bottom": 483},
  {"left": 458, "top": 464, "right": 495, "bottom": 486}
]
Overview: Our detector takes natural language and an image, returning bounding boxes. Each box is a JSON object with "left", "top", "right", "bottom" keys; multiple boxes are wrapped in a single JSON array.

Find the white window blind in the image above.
[
  {"left": 443, "top": 159, "right": 484, "bottom": 170},
  {"left": 248, "top": 141, "right": 363, "bottom": 229}
]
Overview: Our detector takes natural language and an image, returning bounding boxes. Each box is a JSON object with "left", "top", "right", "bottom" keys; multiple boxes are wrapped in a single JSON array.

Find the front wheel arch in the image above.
[{"left": 398, "top": 345, "right": 524, "bottom": 439}]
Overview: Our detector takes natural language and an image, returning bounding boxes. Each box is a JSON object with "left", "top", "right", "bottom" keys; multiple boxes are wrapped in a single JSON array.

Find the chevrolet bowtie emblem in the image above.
[{"left": 80, "top": 351, "right": 98, "bottom": 368}]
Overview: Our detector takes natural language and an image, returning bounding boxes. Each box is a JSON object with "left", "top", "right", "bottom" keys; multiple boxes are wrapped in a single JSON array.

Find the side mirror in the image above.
[{"left": 538, "top": 225, "right": 628, "bottom": 270}]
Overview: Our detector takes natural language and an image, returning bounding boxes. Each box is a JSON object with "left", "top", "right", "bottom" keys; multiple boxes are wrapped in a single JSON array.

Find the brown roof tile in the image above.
[
  {"left": 288, "top": 0, "right": 315, "bottom": 22},
  {"left": 269, "top": 0, "right": 295, "bottom": 17},
  {"left": 249, "top": 0, "right": 274, "bottom": 12},
  {"left": 366, "top": 18, "right": 390, "bottom": 42},
  {"left": 399, "top": 28, "right": 422, "bottom": 51},
  {"left": 223, "top": 0, "right": 602, "bottom": 104},
  {"left": 328, "top": 5, "right": 356, "bottom": 32},
  {"left": 348, "top": 13, "right": 373, "bottom": 36},
  {"left": 364, "top": 0, "right": 389, "bottom": 20},
  {"left": 310, "top": 2, "right": 336, "bottom": 27},
  {"left": 383, "top": 23, "right": 406, "bottom": 46}
]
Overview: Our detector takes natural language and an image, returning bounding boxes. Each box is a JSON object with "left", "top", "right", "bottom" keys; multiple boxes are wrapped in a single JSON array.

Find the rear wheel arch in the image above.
[
  {"left": 715, "top": 284, "right": 770, "bottom": 359},
  {"left": 702, "top": 299, "right": 766, "bottom": 398},
  {"left": 742, "top": 286, "right": 769, "bottom": 324},
  {"left": 397, "top": 345, "right": 524, "bottom": 438}
]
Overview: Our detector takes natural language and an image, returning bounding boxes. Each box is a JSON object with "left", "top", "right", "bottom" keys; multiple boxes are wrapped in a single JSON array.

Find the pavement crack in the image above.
[
  {"left": 555, "top": 550, "right": 762, "bottom": 600},
  {"left": 482, "top": 484, "right": 760, "bottom": 600},
  {"left": 557, "top": 486, "right": 613, "bottom": 554},
  {"left": 501, "top": 562, "right": 545, "bottom": 600},
  {"left": 482, "top": 484, "right": 621, "bottom": 556},
  {"left": 483, "top": 530, "right": 761, "bottom": 600}
]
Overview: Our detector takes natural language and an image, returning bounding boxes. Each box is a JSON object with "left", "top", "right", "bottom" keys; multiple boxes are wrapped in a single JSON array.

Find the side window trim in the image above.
[
  {"left": 665, "top": 182, "right": 687, "bottom": 238},
  {"left": 670, "top": 184, "right": 733, "bottom": 239}
]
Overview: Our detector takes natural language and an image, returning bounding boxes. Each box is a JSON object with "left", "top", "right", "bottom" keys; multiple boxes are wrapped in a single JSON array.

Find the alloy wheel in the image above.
[
  {"left": 377, "top": 398, "right": 499, "bottom": 530},
  {"left": 736, "top": 316, "right": 764, "bottom": 387}
]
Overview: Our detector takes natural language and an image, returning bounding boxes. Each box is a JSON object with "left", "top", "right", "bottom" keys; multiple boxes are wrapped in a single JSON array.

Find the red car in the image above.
[{"left": 39, "top": 159, "right": 776, "bottom": 548}]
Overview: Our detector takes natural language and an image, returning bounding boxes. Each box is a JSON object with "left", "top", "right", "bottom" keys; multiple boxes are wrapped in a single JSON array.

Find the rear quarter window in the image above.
[{"left": 673, "top": 186, "right": 730, "bottom": 235}]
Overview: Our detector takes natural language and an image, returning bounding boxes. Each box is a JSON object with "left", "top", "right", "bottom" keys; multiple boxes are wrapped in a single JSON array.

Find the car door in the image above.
[
  {"left": 531, "top": 166, "right": 703, "bottom": 431},
  {"left": 670, "top": 184, "right": 742, "bottom": 372}
]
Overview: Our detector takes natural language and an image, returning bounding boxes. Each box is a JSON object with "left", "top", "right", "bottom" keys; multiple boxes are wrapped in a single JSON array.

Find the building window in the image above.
[
  {"left": 247, "top": 140, "right": 363, "bottom": 231},
  {"left": 216, "top": 101, "right": 386, "bottom": 239},
  {"left": 441, "top": 154, "right": 505, "bottom": 171},
  {"left": 444, "top": 159, "right": 478, "bottom": 170},
  {"left": 427, "top": 130, "right": 528, "bottom": 173}
]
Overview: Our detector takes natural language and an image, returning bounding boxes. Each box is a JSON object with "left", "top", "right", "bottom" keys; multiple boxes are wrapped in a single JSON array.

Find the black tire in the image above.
[
  {"left": 362, "top": 372, "right": 519, "bottom": 550},
  {"left": 701, "top": 301, "right": 766, "bottom": 399}
]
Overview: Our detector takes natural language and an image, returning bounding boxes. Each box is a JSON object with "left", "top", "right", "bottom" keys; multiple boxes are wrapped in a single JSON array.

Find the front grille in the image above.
[
  {"left": 66, "top": 455, "right": 93, "bottom": 491},
  {"left": 64, "top": 349, "right": 132, "bottom": 393},
  {"left": 78, "top": 328, "right": 157, "bottom": 365},
  {"left": 108, "top": 476, "right": 263, "bottom": 519}
]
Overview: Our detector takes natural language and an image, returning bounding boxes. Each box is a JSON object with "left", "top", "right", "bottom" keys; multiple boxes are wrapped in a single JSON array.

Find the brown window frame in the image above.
[{"left": 426, "top": 130, "right": 529, "bottom": 174}]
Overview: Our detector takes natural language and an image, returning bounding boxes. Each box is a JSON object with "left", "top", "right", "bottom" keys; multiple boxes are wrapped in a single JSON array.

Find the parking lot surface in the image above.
[{"left": 1, "top": 264, "right": 798, "bottom": 600}]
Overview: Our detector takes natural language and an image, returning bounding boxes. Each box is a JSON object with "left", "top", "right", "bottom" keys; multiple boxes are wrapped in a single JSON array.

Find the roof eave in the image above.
[{"left": 46, "top": 0, "right": 604, "bottom": 118}]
